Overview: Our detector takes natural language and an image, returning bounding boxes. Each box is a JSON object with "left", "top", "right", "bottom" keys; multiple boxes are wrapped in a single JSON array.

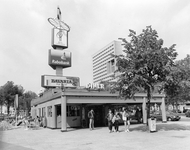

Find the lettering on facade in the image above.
[
  {"left": 51, "top": 79, "right": 72, "bottom": 84},
  {"left": 52, "top": 60, "right": 70, "bottom": 65},
  {"left": 86, "top": 83, "right": 104, "bottom": 91}
]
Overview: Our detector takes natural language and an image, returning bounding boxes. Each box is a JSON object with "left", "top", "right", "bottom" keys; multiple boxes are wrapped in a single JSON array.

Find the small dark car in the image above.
[
  {"left": 150, "top": 111, "right": 181, "bottom": 121},
  {"left": 0, "top": 114, "right": 5, "bottom": 121},
  {"left": 185, "top": 110, "right": 190, "bottom": 117}
]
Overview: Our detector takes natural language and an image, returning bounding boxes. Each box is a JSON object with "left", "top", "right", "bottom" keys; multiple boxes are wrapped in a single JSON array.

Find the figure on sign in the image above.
[
  {"left": 61, "top": 52, "right": 66, "bottom": 60},
  {"left": 57, "top": 6, "right": 62, "bottom": 21}
]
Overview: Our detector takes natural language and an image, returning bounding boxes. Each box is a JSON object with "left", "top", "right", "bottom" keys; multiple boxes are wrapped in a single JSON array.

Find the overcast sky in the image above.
[{"left": 0, "top": 0, "right": 190, "bottom": 93}]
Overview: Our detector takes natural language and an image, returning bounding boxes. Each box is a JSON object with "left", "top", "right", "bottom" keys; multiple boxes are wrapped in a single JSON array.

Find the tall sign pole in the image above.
[
  {"left": 46, "top": 7, "right": 71, "bottom": 132},
  {"left": 48, "top": 6, "right": 71, "bottom": 76}
]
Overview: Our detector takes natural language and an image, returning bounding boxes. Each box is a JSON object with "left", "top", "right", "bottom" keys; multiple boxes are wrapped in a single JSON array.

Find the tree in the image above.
[
  {"left": 115, "top": 26, "right": 177, "bottom": 121},
  {"left": 164, "top": 55, "right": 190, "bottom": 108},
  {"left": 1, "top": 81, "right": 24, "bottom": 114},
  {"left": 0, "top": 86, "right": 4, "bottom": 114},
  {"left": 164, "top": 65, "right": 185, "bottom": 108},
  {"left": 177, "top": 55, "right": 190, "bottom": 103},
  {"left": 176, "top": 54, "right": 190, "bottom": 80},
  {"left": 19, "top": 91, "right": 37, "bottom": 116}
]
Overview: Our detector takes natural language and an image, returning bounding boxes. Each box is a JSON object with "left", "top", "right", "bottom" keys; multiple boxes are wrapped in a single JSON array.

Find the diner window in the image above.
[
  {"left": 42, "top": 107, "right": 46, "bottom": 117},
  {"left": 38, "top": 108, "right": 41, "bottom": 117},
  {"left": 67, "top": 105, "right": 80, "bottom": 117},
  {"left": 48, "top": 106, "right": 52, "bottom": 117},
  {"left": 34, "top": 109, "right": 37, "bottom": 117}
]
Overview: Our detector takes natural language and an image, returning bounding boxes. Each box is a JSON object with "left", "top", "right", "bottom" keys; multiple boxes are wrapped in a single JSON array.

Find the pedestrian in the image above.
[
  {"left": 122, "top": 107, "right": 127, "bottom": 132},
  {"left": 106, "top": 109, "right": 114, "bottom": 133},
  {"left": 88, "top": 109, "right": 95, "bottom": 130},
  {"left": 39, "top": 116, "right": 43, "bottom": 127},
  {"left": 42, "top": 116, "right": 47, "bottom": 128},
  {"left": 35, "top": 116, "right": 39, "bottom": 126},
  {"left": 113, "top": 111, "right": 121, "bottom": 133},
  {"left": 137, "top": 107, "right": 142, "bottom": 123},
  {"left": 23, "top": 117, "right": 29, "bottom": 130},
  {"left": 126, "top": 109, "right": 131, "bottom": 132},
  {"left": 122, "top": 108, "right": 130, "bottom": 132}
]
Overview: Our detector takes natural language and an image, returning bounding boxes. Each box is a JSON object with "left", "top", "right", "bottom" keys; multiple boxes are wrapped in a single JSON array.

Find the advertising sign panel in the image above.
[
  {"left": 41, "top": 75, "right": 80, "bottom": 88},
  {"left": 49, "top": 49, "right": 71, "bottom": 69},
  {"left": 51, "top": 28, "right": 68, "bottom": 49},
  {"left": 85, "top": 83, "right": 105, "bottom": 91}
]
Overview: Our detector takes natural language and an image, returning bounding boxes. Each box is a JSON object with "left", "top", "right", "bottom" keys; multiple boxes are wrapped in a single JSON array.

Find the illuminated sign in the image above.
[
  {"left": 41, "top": 75, "right": 80, "bottom": 88},
  {"left": 51, "top": 28, "right": 68, "bottom": 49},
  {"left": 86, "top": 83, "right": 104, "bottom": 91},
  {"left": 48, "top": 49, "right": 71, "bottom": 69}
]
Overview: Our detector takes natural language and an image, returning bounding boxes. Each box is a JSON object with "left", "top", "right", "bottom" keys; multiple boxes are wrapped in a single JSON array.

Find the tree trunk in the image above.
[
  {"left": 0, "top": 100, "right": 3, "bottom": 115},
  {"left": 7, "top": 104, "right": 10, "bottom": 115},
  {"left": 175, "top": 102, "right": 179, "bottom": 112},
  {"left": 146, "top": 87, "right": 151, "bottom": 126},
  {"left": 0, "top": 105, "right": 2, "bottom": 115},
  {"left": 172, "top": 102, "right": 175, "bottom": 111}
]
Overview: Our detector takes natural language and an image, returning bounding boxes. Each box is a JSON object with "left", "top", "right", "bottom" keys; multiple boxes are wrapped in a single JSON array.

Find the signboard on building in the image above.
[
  {"left": 51, "top": 28, "right": 68, "bottom": 49},
  {"left": 41, "top": 75, "right": 80, "bottom": 88},
  {"left": 48, "top": 49, "right": 71, "bottom": 69},
  {"left": 85, "top": 83, "right": 105, "bottom": 91}
]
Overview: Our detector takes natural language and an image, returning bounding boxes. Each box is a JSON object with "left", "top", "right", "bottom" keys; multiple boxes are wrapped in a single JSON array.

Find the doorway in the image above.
[{"left": 87, "top": 104, "right": 105, "bottom": 127}]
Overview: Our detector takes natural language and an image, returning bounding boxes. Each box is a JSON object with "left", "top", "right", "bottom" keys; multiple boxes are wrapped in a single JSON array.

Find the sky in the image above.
[{"left": 0, "top": 0, "right": 190, "bottom": 93}]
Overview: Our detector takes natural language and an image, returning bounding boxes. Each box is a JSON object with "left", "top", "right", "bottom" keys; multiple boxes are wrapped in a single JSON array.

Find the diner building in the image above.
[{"left": 31, "top": 88, "right": 167, "bottom": 131}]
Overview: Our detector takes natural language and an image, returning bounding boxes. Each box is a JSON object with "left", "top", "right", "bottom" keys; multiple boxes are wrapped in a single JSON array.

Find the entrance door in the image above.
[
  {"left": 88, "top": 105, "right": 104, "bottom": 127},
  {"left": 56, "top": 105, "right": 61, "bottom": 128}
]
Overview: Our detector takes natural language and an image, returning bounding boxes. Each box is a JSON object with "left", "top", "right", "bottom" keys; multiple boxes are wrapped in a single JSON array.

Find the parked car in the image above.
[
  {"left": 185, "top": 110, "right": 190, "bottom": 117},
  {"left": 176, "top": 110, "right": 182, "bottom": 113},
  {"left": 150, "top": 111, "right": 181, "bottom": 121},
  {"left": 0, "top": 114, "right": 5, "bottom": 121}
]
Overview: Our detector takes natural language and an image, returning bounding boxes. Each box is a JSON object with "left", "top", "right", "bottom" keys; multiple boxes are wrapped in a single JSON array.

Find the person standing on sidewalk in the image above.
[
  {"left": 136, "top": 107, "right": 142, "bottom": 123},
  {"left": 126, "top": 109, "right": 131, "bottom": 132},
  {"left": 113, "top": 111, "right": 121, "bottom": 133},
  {"left": 88, "top": 109, "right": 95, "bottom": 130},
  {"left": 106, "top": 109, "right": 114, "bottom": 133},
  {"left": 122, "top": 108, "right": 128, "bottom": 132}
]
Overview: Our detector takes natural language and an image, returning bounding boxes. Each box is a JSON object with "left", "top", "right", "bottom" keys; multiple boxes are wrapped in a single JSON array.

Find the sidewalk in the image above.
[{"left": 0, "top": 117, "right": 190, "bottom": 150}]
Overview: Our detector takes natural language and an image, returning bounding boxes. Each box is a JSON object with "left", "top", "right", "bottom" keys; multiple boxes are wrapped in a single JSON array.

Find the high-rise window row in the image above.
[
  {"left": 92, "top": 44, "right": 114, "bottom": 60},
  {"left": 92, "top": 41, "right": 122, "bottom": 84}
]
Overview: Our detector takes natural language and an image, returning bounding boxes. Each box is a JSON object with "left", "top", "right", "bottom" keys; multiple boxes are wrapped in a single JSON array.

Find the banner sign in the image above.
[
  {"left": 49, "top": 49, "right": 71, "bottom": 69},
  {"left": 51, "top": 28, "right": 68, "bottom": 49},
  {"left": 41, "top": 75, "right": 80, "bottom": 88}
]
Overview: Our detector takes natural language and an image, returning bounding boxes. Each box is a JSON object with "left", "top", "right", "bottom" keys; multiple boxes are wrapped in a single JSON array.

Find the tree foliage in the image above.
[
  {"left": 0, "top": 81, "right": 37, "bottom": 115},
  {"left": 0, "top": 81, "right": 24, "bottom": 114},
  {"left": 115, "top": 26, "right": 177, "bottom": 119},
  {"left": 19, "top": 91, "right": 37, "bottom": 116},
  {"left": 164, "top": 55, "right": 190, "bottom": 106}
]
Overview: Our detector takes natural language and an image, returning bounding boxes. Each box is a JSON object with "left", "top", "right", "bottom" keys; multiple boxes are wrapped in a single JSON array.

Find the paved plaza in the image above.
[{"left": 0, "top": 117, "right": 190, "bottom": 150}]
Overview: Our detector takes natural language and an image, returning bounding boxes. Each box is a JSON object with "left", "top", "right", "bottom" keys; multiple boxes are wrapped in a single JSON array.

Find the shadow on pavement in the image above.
[
  {"left": 65, "top": 127, "right": 104, "bottom": 132},
  {"left": 0, "top": 141, "right": 34, "bottom": 150},
  {"left": 131, "top": 124, "right": 190, "bottom": 132},
  {"left": 0, "top": 126, "right": 22, "bottom": 131}
]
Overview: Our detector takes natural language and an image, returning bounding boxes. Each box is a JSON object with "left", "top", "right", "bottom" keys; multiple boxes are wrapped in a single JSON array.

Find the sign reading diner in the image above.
[{"left": 86, "top": 83, "right": 104, "bottom": 91}]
